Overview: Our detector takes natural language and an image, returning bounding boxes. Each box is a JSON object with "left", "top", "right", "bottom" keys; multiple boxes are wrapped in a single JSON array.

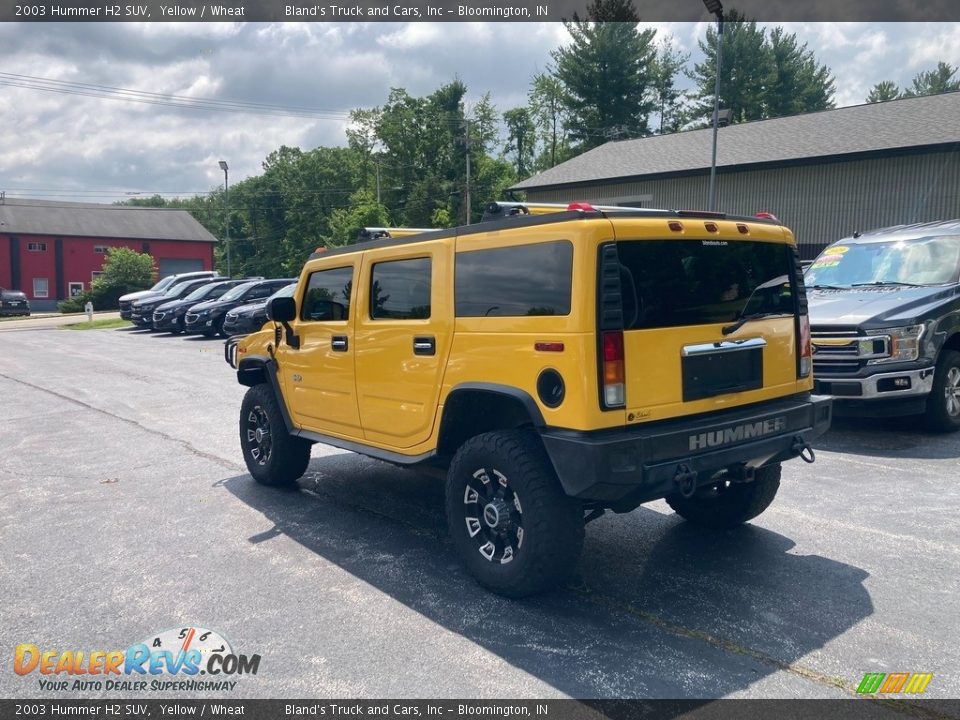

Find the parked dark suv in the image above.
[
  {"left": 806, "top": 220, "right": 960, "bottom": 431},
  {"left": 0, "top": 287, "right": 30, "bottom": 316},
  {"left": 119, "top": 271, "right": 218, "bottom": 320},
  {"left": 222, "top": 282, "right": 297, "bottom": 336},
  {"left": 130, "top": 277, "right": 223, "bottom": 329},
  {"left": 152, "top": 278, "right": 255, "bottom": 333},
  {"left": 185, "top": 278, "right": 295, "bottom": 337}
]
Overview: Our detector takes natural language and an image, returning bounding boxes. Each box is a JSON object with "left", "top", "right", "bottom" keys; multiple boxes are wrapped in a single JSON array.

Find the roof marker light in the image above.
[
  {"left": 668, "top": 221, "right": 684, "bottom": 232},
  {"left": 737, "top": 223, "right": 749, "bottom": 234},
  {"left": 704, "top": 222, "right": 719, "bottom": 233}
]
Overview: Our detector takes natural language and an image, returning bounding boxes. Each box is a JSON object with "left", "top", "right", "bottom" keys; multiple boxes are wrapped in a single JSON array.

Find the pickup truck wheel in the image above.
[
  {"left": 666, "top": 463, "right": 781, "bottom": 530},
  {"left": 445, "top": 430, "right": 584, "bottom": 598},
  {"left": 240, "top": 384, "right": 310, "bottom": 487},
  {"left": 925, "top": 350, "right": 960, "bottom": 433}
]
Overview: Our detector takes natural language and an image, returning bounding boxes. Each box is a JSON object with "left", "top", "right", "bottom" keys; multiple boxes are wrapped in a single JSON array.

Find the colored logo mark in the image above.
[{"left": 856, "top": 672, "right": 933, "bottom": 694}]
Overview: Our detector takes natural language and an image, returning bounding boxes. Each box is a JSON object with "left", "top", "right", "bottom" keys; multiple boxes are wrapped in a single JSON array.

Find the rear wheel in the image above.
[
  {"left": 925, "top": 349, "right": 960, "bottom": 433},
  {"left": 666, "top": 463, "right": 781, "bottom": 529},
  {"left": 445, "top": 430, "right": 584, "bottom": 598},
  {"left": 240, "top": 384, "right": 311, "bottom": 486}
]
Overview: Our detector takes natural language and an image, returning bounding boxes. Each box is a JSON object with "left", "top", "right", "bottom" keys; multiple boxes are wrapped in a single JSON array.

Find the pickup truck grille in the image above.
[{"left": 811, "top": 329, "right": 862, "bottom": 374}]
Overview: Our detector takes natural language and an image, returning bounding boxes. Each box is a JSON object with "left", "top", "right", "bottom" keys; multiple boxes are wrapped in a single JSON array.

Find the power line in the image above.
[{"left": 0, "top": 72, "right": 353, "bottom": 120}]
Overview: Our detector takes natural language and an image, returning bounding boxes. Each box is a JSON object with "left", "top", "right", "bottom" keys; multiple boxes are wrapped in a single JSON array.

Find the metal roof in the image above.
[
  {"left": 512, "top": 92, "right": 960, "bottom": 191},
  {"left": 0, "top": 198, "right": 218, "bottom": 243},
  {"left": 845, "top": 219, "right": 960, "bottom": 243}
]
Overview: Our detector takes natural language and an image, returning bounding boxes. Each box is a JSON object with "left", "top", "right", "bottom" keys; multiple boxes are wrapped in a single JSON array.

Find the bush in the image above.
[{"left": 59, "top": 247, "right": 157, "bottom": 313}]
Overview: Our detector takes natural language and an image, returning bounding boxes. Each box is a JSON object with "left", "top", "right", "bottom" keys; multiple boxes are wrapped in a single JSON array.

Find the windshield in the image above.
[
  {"left": 151, "top": 276, "right": 177, "bottom": 292},
  {"left": 219, "top": 281, "right": 257, "bottom": 302},
  {"left": 183, "top": 281, "right": 229, "bottom": 302},
  {"left": 269, "top": 283, "right": 298, "bottom": 300},
  {"left": 165, "top": 281, "right": 208, "bottom": 299},
  {"left": 616, "top": 239, "right": 796, "bottom": 329},
  {"left": 806, "top": 235, "right": 960, "bottom": 287}
]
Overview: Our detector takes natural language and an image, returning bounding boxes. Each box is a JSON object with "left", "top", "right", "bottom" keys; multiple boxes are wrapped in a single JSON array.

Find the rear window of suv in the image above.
[
  {"left": 455, "top": 240, "right": 573, "bottom": 317},
  {"left": 616, "top": 239, "right": 796, "bottom": 330}
]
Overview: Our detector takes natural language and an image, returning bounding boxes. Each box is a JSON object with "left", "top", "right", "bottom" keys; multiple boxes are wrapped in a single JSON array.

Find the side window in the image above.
[
  {"left": 370, "top": 257, "right": 432, "bottom": 320},
  {"left": 455, "top": 241, "right": 573, "bottom": 317},
  {"left": 301, "top": 266, "right": 353, "bottom": 322}
]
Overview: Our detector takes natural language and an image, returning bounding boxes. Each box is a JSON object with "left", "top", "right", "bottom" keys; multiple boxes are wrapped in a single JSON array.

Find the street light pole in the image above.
[
  {"left": 219, "top": 160, "right": 230, "bottom": 276},
  {"left": 703, "top": 0, "right": 724, "bottom": 211}
]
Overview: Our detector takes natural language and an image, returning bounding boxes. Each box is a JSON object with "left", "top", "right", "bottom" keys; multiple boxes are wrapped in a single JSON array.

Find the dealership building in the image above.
[
  {"left": 511, "top": 91, "right": 960, "bottom": 258},
  {"left": 0, "top": 198, "right": 217, "bottom": 310}
]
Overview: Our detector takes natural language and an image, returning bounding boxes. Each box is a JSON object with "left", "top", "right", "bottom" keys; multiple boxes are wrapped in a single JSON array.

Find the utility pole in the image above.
[
  {"left": 464, "top": 121, "right": 472, "bottom": 225},
  {"left": 218, "top": 160, "right": 230, "bottom": 276},
  {"left": 703, "top": 0, "right": 725, "bottom": 212},
  {"left": 375, "top": 159, "right": 381, "bottom": 204}
]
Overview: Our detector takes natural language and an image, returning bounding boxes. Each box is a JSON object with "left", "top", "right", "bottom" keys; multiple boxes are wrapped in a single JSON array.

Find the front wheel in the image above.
[
  {"left": 666, "top": 463, "right": 781, "bottom": 529},
  {"left": 925, "top": 349, "right": 960, "bottom": 433},
  {"left": 239, "top": 384, "right": 311, "bottom": 486},
  {"left": 445, "top": 430, "right": 584, "bottom": 598}
]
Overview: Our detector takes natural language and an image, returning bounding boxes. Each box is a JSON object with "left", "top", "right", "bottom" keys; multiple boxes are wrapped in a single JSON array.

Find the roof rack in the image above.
[
  {"left": 356, "top": 227, "right": 437, "bottom": 241},
  {"left": 480, "top": 200, "right": 676, "bottom": 222}
]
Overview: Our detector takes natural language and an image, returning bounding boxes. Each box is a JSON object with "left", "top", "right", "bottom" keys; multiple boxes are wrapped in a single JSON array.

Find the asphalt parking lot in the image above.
[{"left": 2, "top": 324, "right": 959, "bottom": 703}]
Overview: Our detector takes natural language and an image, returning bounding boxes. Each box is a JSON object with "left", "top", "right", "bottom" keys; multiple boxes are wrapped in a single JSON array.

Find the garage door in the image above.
[{"left": 158, "top": 258, "right": 204, "bottom": 277}]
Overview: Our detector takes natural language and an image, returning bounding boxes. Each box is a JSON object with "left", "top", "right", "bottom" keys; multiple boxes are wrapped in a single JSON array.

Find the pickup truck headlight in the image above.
[{"left": 864, "top": 324, "right": 924, "bottom": 364}]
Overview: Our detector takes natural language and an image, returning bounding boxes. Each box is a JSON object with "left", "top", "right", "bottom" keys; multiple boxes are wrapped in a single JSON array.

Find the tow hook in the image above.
[
  {"left": 673, "top": 463, "right": 698, "bottom": 498},
  {"left": 792, "top": 435, "right": 816, "bottom": 463}
]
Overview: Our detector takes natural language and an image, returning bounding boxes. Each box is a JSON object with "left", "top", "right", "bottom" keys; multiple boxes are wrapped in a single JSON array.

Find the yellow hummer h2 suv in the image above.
[{"left": 225, "top": 202, "right": 831, "bottom": 597}]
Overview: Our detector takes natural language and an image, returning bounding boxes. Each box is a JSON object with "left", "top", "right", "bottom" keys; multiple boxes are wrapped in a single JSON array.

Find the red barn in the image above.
[{"left": 0, "top": 198, "right": 218, "bottom": 310}]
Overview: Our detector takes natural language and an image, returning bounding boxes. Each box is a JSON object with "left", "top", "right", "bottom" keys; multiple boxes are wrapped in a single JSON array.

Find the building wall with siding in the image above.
[{"left": 523, "top": 150, "right": 960, "bottom": 258}]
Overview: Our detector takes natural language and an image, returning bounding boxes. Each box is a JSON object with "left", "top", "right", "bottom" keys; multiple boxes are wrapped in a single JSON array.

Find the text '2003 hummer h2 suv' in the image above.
[
  {"left": 225, "top": 202, "right": 831, "bottom": 597},
  {"left": 806, "top": 220, "right": 960, "bottom": 431}
]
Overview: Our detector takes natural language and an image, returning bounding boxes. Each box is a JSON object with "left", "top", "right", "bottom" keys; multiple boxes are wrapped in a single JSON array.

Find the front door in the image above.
[{"left": 278, "top": 264, "right": 361, "bottom": 439}]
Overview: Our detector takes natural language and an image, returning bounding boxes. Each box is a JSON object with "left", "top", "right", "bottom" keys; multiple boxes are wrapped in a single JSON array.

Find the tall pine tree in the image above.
[{"left": 551, "top": 0, "right": 656, "bottom": 151}]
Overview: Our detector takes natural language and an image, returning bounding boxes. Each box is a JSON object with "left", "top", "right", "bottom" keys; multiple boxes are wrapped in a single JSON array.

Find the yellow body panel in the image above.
[{"left": 237, "top": 212, "right": 811, "bottom": 456}]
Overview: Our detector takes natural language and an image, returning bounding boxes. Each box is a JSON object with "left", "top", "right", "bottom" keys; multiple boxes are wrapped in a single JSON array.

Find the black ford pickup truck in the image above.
[{"left": 805, "top": 220, "right": 960, "bottom": 431}]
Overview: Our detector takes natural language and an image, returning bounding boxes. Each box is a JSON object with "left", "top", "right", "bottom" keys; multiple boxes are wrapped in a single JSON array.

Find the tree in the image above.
[
  {"left": 651, "top": 36, "right": 690, "bottom": 133},
  {"left": 690, "top": 13, "right": 835, "bottom": 125},
  {"left": 528, "top": 72, "right": 571, "bottom": 170},
  {"left": 551, "top": 15, "right": 657, "bottom": 150},
  {"left": 98, "top": 247, "right": 155, "bottom": 289},
  {"left": 325, "top": 190, "right": 391, "bottom": 247},
  {"left": 902, "top": 61, "right": 960, "bottom": 97},
  {"left": 503, "top": 107, "right": 537, "bottom": 178},
  {"left": 691, "top": 10, "right": 772, "bottom": 125},
  {"left": 764, "top": 27, "right": 835, "bottom": 118},
  {"left": 60, "top": 246, "right": 156, "bottom": 312},
  {"left": 572, "top": 0, "right": 639, "bottom": 21},
  {"left": 867, "top": 80, "right": 900, "bottom": 103}
]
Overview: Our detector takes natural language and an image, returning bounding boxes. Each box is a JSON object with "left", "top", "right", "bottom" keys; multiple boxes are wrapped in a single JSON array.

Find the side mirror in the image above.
[
  {"left": 266, "top": 296, "right": 299, "bottom": 349},
  {"left": 267, "top": 296, "right": 296, "bottom": 323}
]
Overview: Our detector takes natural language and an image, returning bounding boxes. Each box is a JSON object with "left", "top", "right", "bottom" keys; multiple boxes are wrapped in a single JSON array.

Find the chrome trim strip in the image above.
[{"left": 682, "top": 337, "right": 767, "bottom": 357}]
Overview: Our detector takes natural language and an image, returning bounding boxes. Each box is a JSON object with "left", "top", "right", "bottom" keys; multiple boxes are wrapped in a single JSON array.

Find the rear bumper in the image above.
[{"left": 539, "top": 395, "right": 832, "bottom": 505}]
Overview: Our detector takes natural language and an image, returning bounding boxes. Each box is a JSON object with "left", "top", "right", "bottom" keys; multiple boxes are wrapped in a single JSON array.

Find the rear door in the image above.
[
  {"left": 610, "top": 219, "right": 802, "bottom": 423},
  {"left": 354, "top": 240, "right": 453, "bottom": 450}
]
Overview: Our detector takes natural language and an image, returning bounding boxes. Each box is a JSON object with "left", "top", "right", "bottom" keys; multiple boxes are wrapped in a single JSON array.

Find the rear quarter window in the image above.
[{"left": 455, "top": 240, "right": 573, "bottom": 317}]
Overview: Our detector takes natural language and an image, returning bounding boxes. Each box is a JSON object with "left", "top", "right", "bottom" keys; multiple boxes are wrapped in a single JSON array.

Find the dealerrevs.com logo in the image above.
[{"left": 14, "top": 626, "right": 261, "bottom": 693}]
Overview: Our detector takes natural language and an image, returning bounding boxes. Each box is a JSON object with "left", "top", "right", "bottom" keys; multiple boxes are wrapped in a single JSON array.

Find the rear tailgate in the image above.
[{"left": 610, "top": 218, "right": 807, "bottom": 424}]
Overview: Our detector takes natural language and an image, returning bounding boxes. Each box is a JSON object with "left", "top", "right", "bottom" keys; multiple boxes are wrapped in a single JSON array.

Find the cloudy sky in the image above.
[{"left": 0, "top": 21, "right": 958, "bottom": 205}]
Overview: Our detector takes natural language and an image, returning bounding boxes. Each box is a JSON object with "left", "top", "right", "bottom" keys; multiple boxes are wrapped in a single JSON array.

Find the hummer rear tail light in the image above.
[
  {"left": 602, "top": 330, "right": 625, "bottom": 407},
  {"left": 799, "top": 314, "right": 812, "bottom": 378}
]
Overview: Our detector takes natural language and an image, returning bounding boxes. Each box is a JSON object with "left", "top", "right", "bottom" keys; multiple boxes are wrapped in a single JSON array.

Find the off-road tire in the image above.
[
  {"left": 666, "top": 463, "right": 781, "bottom": 529},
  {"left": 445, "top": 429, "right": 584, "bottom": 598},
  {"left": 240, "top": 384, "right": 311, "bottom": 487},
  {"left": 925, "top": 349, "right": 960, "bottom": 433}
]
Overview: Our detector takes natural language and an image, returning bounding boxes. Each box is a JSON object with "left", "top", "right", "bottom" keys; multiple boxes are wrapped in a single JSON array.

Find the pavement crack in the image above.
[{"left": 0, "top": 371, "right": 244, "bottom": 473}]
